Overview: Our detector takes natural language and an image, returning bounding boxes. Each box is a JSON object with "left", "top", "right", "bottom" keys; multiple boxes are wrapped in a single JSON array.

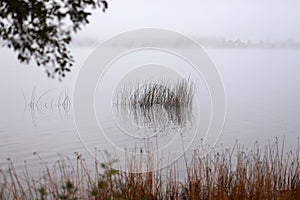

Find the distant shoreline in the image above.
[{"left": 69, "top": 37, "right": 300, "bottom": 49}]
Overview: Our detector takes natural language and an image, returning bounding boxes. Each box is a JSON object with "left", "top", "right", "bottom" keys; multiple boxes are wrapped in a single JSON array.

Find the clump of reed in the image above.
[
  {"left": 0, "top": 138, "right": 299, "bottom": 199},
  {"left": 114, "top": 78, "right": 195, "bottom": 132},
  {"left": 115, "top": 78, "right": 195, "bottom": 109}
]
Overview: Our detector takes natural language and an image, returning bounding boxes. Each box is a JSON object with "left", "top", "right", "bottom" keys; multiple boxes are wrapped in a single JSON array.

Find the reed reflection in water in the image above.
[{"left": 113, "top": 79, "right": 196, "bottom": 138}]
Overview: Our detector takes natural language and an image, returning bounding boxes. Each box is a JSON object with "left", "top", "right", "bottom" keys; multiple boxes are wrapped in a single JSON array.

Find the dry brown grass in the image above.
[{"left": 0, "top": 139, "right": 299, "bottom": 200}]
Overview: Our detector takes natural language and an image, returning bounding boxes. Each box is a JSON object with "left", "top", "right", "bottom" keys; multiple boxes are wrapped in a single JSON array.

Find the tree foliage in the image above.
[{"left": 0, "top": 0, "right": 108, "bottom": 79}]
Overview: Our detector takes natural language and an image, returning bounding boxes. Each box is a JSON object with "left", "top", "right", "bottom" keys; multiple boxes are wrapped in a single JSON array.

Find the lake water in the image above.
[{"left": 0, "top": 47, "right": 299, "bottom": 173}]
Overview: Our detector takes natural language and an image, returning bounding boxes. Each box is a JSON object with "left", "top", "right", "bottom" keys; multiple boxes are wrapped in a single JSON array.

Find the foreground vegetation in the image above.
[{"left": 0, "top": 139, "right": 299, "bottom": 199}]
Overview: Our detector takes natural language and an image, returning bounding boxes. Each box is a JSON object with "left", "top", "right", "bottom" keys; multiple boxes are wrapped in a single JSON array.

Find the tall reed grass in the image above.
[
  {"left": 115, "top": 78, "right": 195, "bottom": 109},
  {"left": 0, "top": 139, "right": 299, "bottom": 199}
]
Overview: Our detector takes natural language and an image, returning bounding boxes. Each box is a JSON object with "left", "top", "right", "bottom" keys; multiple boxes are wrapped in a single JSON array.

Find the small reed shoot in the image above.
[{"left": 22, "top": 87, "right": 72, "bottom": 125}]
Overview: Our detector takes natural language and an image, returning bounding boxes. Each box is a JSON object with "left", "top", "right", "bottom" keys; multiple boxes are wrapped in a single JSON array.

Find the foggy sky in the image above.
[{"left": 74, "top": 0, "right": 300, "bottom": 43}]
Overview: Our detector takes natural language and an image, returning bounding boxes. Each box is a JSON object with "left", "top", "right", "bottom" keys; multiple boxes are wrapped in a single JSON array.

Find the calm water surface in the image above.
[{"left": 0, "top": 47, "right": 299, "bottom": 173}]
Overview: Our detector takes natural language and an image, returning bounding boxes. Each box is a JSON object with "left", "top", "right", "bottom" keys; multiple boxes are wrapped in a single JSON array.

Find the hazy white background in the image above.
[{"left": 0, "top": 1, "right": 299, "bottom": 171}]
